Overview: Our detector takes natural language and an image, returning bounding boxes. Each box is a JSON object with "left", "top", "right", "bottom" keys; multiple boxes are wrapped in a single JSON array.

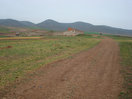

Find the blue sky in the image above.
[{"left": 0, "top": 0, "right": 132, "bottom": 29}]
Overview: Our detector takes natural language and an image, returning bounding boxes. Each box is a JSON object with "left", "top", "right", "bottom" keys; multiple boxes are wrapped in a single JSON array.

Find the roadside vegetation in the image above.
[
  {"left": 0, "top": 35, "right": 100, "bottom": 90},
  {"left": 110, "top": 36, "right": 132, "bottom": 99}
]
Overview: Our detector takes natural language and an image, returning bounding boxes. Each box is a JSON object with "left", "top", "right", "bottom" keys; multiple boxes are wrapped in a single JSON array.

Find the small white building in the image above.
[{"left": 63, "top": 28, "right": 84, "bottom": 36}]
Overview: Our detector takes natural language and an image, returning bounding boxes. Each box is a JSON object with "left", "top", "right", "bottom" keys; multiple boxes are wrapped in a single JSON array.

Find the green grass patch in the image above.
[
  {"left": 107, "top": 35, "right": 132, "bottom": 41},
  {"left": 84, "top": 32, "right": 100, "bottom": 35},
  {"left": 0, "top": 36, "right": 100, "bottom": 89},
  {"left": 0, "top": 36, "right": 9, "bottom": 38},
  {"left": 0, "top": 27, "right": 11, "bottom": 33},
  {"left": 77, "top": 34, "right": 103, "bottom": 39},
  {"left": 112, "top": 36, "right": 132, "bottom": 99},
  {"left": 119, "top": 42, "right": 132, "bottom": 99}
]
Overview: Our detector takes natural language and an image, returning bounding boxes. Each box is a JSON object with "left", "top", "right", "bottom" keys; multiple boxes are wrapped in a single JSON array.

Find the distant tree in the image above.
[
  {"left": 100, "top": 33, "right": 102, "bottom": 35},
  {"left": 49, "top": 30, "right": 55, "bottom": 33}
]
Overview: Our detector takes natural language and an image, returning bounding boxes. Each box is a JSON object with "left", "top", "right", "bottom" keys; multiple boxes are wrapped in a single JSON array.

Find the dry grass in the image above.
[{"left": 0, "top": 37, "right": 43, "bottom": 40}]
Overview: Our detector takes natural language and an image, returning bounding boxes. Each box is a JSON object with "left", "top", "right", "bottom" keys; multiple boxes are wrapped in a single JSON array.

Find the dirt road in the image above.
[{"left": 3, "top": 38, "right": 122, "bottom": 99}]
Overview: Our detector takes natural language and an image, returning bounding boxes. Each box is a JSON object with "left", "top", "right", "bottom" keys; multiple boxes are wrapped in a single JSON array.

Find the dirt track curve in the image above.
[{"left": 3, "top": 38, "right": 122, "bottom": 99}]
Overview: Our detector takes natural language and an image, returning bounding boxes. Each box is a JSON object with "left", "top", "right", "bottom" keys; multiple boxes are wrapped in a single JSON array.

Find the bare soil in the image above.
[
  {"left": 2, "top": 38, "right": 122, "bottom": 99},
  {"left": 0, "top": 46, "right": 12, "bottom": 50}
]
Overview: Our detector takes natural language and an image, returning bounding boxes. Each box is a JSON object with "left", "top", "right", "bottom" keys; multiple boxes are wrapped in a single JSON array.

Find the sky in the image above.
[{"left": 0, "top": 0, "right": 132, "bottom": 29}]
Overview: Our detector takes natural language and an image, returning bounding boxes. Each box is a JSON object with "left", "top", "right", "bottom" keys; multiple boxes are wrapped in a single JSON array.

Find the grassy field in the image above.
[
  {"left": 0, "top": 37, "right": 43, "bottom": 40},
  {"left": 111, "top": 36, "right": 132, "bottom": 99},
  {"left": 84, "top": 32, "right": 100, "bottom": 35},
  {"left": 0, "top": 27, "right": 11, "bottom": 33},
  {"left": 0, "top": 35, "right": 100, "bottom": 89}
]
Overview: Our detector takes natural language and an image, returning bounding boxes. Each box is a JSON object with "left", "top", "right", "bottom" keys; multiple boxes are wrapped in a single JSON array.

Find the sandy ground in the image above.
[{"left": 2, "top": 38, "right": 122, "bottom": 99}]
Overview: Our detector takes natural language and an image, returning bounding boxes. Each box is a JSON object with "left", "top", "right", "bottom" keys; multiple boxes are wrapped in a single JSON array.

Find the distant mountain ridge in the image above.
[
  {"left": 20, "top": 21, "right": 36, "bottom": 27},
  {"left": 0, "top": 19, "right": 26, "bottom": 27},
  {"left": 0, "top": 19, "right": 132, "bottom": 36}
]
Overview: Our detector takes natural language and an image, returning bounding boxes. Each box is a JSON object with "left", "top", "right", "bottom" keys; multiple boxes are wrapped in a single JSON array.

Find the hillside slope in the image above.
[
  {"left": 37, "top": 19, "right": 132, "bottom": 36},
  {"left": 0, "top": 19, "right": 132, "bottom": 36}
]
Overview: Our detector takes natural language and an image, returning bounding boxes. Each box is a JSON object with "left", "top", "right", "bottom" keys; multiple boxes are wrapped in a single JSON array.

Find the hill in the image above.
[
  {"left": 0, "top": 19, "right": 132, "bottom": 36},
  {"left": 0, "top": 19, "right": 36, "bottom": 28},
  {"left": 20, "top": 21, "right": 36, "bottom": 27},
  {"left": 0, "top": 19, "right": 27, "bottom": 27},
  {"left": 37, "top": 19, "right": 132, "bottom": 36}
]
